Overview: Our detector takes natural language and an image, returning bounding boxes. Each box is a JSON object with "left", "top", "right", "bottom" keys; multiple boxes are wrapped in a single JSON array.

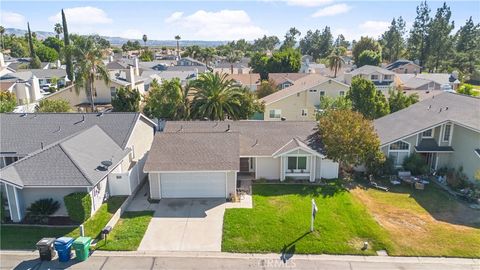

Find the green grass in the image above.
[
  {"left": 95, "top": 211, "right": 154, "bottom": 251},
  {"left": 222, "top": 183, "right": 393, "bottom": 255},
  {"left": 0, "top": 226, "right": 75, "bottom": 250},
  {"left": 66, "top": 196, "right": 127, "bottom": 239}
]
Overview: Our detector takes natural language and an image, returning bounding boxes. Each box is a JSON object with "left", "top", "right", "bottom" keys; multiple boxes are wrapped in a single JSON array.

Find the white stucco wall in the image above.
[
  {"left": 256, "top": 157, "right": 280, "bottom": 180},
  {"left": 21, "top": 187, "right": 87, "bottom": 216},
  {"left": 226, "top": 171, "right": 237, "bottom": 198},
  {"left": 89, "top": 177, "right": 108, "bottom": 215},
  {"left": 149, "top": 173, "right": 161, "bottom": 200}
]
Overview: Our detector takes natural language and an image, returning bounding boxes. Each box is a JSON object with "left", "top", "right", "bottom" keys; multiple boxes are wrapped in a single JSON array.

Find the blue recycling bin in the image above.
[{"left": 54, "top": 237, "right": 74, "bottom": 262}]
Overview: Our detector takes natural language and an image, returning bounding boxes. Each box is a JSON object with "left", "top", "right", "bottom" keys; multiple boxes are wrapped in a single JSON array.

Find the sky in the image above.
[{"left": 1, "top": 0, "right": 479, "bottom": 41}]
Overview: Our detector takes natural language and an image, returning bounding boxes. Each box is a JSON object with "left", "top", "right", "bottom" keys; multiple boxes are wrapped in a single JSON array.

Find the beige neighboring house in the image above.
[
  {"left": 260, "top": 74, "right": 350, "bottom": 121},
  {"left": 0, "top": 113, "right": 156, "bottom": 223},
  {"left": 385, "top": 59, "right": 421, "bottom": 74},
  {"left": 44, "top": 66, "right": 145, "bottom": 111},
  {"left": 343, "top": 65, "right": 399, "bottom": 94},
  {"left": 144, "top": 121, "right": 339, "bottom": 199},
  {"left": 374, "top": 92, "right": 479, "bottom": 181},
  {"left": 228, "top": 73, "right": 309, "bottom": 92}
]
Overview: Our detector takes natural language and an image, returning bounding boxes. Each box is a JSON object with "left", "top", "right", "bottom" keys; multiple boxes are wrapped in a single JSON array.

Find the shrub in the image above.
[
  {"left": 27, "top": 198, "right": 60, "bottom": 224},
  {"left": 402, "top": 154, "right": 429, "bottom": 175},
  {"left": 446, "top": 167, "right": 469, "bottom": 189},
  {"left": 64, "top": 192, "right": 91, "bottom": 223}
]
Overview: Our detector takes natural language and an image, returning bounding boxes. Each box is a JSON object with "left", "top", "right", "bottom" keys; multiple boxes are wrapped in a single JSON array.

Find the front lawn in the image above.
[
  {"left": 352, "top": 184, "right": 480, "bottom": 258},
  {"left": 0, "top": 226, "right": 75, "bottom": 250},
  {"left": 222, "top": 183, "right": 393, "bottom": 255},
  {"left": 67, "top": 196, "right": 127, "bottom": 239},
  {"left": 95, "top": 211, "right": 154, "bottom": 251}
]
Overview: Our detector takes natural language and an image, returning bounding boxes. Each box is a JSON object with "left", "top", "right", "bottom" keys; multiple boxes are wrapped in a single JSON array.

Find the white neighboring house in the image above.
[
  {"left": 343, "top": 65, "right": 397, "bottom": 93},
  {"left": 144, "top": 121, "right": 339, "bottom": 199},
  {"left": 0, "top": 113, "right": 156, "bottom": 223}
]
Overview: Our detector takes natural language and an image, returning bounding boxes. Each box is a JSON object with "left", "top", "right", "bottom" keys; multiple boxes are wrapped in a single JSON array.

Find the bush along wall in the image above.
[{"left": 64, "top": 192, "right": 92, "bottom": 223}]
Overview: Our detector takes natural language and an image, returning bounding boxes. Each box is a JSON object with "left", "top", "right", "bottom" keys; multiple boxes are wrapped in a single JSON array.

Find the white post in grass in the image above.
[{"left": 311, "top": 199, "right": 318, "bottom": 232}]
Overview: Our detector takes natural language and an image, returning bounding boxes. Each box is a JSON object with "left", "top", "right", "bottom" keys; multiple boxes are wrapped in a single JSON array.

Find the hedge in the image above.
[{"left": 64, "top": 192, "right": 91, "bottom": 223}]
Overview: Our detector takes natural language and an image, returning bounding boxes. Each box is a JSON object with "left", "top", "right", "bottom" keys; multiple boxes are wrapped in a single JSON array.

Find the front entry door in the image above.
[{"left": 239, "top": 158, "right": 249, "bottom": 172}]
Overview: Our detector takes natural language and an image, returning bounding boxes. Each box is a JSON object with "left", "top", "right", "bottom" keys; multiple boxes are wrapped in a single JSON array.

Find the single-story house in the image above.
[
  {"left": 385, "top": 59, "right": 421, "bottom": 74},
  {"left": 397, "top": 73, "right": 460, "bottom": 91},
  {"left": 0, "top": 112, "right": 156, "bottom": 222},
  {"left": 144, "top": 121, "right": 339, "bottom": 199},
  {"left": 374, "top": 92, "right": 479, "bottom": 181},
  {"left": 260, "top": 74, "right": 350, "bottom": 121}
]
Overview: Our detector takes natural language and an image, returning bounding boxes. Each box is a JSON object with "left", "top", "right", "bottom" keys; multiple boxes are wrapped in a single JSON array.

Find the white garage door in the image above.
[{"left": 160, "top": 172, "right": 226, "bottom": 198}]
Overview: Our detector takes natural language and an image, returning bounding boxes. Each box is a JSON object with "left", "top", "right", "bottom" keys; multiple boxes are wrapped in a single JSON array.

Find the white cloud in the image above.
[
  {"left": 164, "top": 10, "right": 266, "bottom": 40},
  {"left": 286, "top": 0, "right": 334, "bottom": 7},
  {"left": 311, "top": 3, "right": 351, "bottom": 18},
  {"left": 359, "top": 20, "right": 390, "bottom": 38},
  {"left": 1, "top": 11, "right": 26, "bottom": 28},
  {"left": 48, "top": 7, "right": 113, "bottom": 25}
]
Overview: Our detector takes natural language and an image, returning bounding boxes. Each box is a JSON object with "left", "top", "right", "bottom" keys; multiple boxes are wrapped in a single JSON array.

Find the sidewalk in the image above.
[{"left": 1, "top": 250, "right": 479, "bottom": 270}]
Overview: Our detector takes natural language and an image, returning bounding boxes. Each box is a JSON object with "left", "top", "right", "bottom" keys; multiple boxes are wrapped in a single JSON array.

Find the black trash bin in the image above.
[{"left": 36, "top": 238, "right": 56, "bottom": 261}]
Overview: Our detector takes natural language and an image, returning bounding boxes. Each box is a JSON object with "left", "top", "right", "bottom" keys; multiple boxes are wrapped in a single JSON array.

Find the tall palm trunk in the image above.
[
  {"left": 89, "top": 72, "right": 96, "bottom": 112},
  {"left": 334, "top": 60, "right": 338, "bottom": 78}
]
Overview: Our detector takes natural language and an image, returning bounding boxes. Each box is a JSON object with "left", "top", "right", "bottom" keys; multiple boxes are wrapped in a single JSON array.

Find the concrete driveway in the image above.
[{"left": 138, "top": 199, "right": 226, "bottom": 251}]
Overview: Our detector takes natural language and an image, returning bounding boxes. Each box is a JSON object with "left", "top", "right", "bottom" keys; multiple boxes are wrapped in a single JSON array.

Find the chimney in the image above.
[
  {"left": 126, "top": 66, "right": 135, "bottom": 84},
  {"left": 108, "top": 55, "right": 114, "bottom": 63},
  {"left": 134, "top": 57, "right": 139, "bottom": 76},
  {"left": 56, "top": 59, "right": 61, "bottom": 68},
  {"left": 29, "top": 75, "right": 41, "bottom": 101},
  {"left": 0, "top": 52, "right": 5, "bottom": 68}
]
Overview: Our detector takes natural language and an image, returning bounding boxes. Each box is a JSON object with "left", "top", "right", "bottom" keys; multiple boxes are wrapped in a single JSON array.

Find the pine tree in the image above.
[
  {"left": 407, "top": 1, "right": 431, "bottom": 69},
  {"left": 425, "top": 2, "right": 454, "bottom": 72},
  {"left": 454, "top": 17, "right": 480, "bottom": 78},
  {"left": 380, "top": 17, "right": 406, "bottom": 62},
  {"left": 62, "top": 9, "right": 74, "bottom": 82}
]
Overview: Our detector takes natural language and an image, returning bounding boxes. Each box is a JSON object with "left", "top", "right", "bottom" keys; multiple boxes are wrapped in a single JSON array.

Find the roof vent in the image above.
[
  {"left": 445, "top": 106, "right": 448, "bottom": 110},
  {"left": 225, "top": 124, "right": 231, "bottom": 132},
  {"left": 20, "top": 113, "right": 27, "bottom": 117},
  {"left": 97, "top": 112, "right": 104, "bottom": 117},
  {"left": 41, "top": 142, "right": 44, "bottom": 150},
  {"left": 177, "top": 125, "right": 183, "bottom": 132},
  {"left": 428, "top": 105, "right": 431, "bottom": 110},
  {"left": 439, "top": 108, "right": 443, "bottom": 113},
  {"left": 53, "top": 126, "right": 61, "bottom": 133},
  {"left": 281, "top": 117, "right": 286, "bottom": 121},
  {"left": 252, "top": 139, "right": 259, "bottom": 147}
]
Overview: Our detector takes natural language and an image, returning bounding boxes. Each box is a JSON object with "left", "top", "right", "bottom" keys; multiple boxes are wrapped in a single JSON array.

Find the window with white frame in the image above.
[
  {"left": 371, "top": 74, "right": 379, "bottom": 80},
  {"left": 388, "top": 141, "right": 410, "bottom": 167},
  {"left": 320, "top": 91, "right": 325, "bottom": 96},
  {"left": 110, "top": 87, "right": 116, "bottom": 97},
  {"left": 339, "top": 91, "right": 345, "bottom": 96},
  {"left": 443, "top": 124, "right": 451, "bottom": 142},
  {"left": 269, "top": 109, "right": 281, "bottom": 118},
  {"left": 384, "top": 75, "right": 393, "bottom": 80},
  {"left": 287, "top": 156, "right": 307, "bottom": 171},
  {"left": 422, "top": 129, "right": 433, "bottom": 138},
  {"left": 301, "top": 109, "right": 308, "bottom": 116}
]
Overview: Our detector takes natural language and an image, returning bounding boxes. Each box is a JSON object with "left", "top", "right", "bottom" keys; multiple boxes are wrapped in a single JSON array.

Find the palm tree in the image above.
[
  {"left": 54, "top": 23, "right": 63, "bottom": 39},
  {"left": 0, "top": 26, "right": 5, "bottom": 50},
  {"left": 225, "top": 49, "right": 243, "bottom": 74},
  {"left": 71, "top": 36, "right": 110, "bottom": 112},
  {"left": 191, "top": 72, "right": 244, "bottom": 120},
  {"left": 142, "top": 34, "right": 147, "bottom": 47},
  {"left": 174, "top": 35, "right": 181, "bottom": 59},
  {"left": 199, "top": 47, "right": 215, "bottom": 69},
  {"left": 327, "top": 47, "right": 346, "bottom": 78},
  {"left": 144, "top": 78, "right": 192, "bottom": 120}
]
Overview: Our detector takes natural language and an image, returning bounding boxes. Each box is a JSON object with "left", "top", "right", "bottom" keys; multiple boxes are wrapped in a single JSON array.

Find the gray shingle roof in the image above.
[
  {"left": 144, "top": 132, "right": 239, "bottom": 172},
  {"left": 0, "top": 125, "right": 130, "bottom": 187},
  {"left": 0, "top": 112, "right": 145, "bottom": 156},
  {"left": 162, "top": 121, "right": 322, "bottom": 156},
  {"left": 347, "top": 65, "right": 395, "bottom": 76},
  {"left": 385, "top": 59, "right": 420, "bottom": 70},
  {"left": 0, "top": 69, "right": 67, "bottom": 82},
  {"left": 374, "top": 92, "right": 480, "bottom": 145}
]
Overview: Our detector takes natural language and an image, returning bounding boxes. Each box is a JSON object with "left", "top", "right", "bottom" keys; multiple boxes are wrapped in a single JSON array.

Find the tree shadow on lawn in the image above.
[
  {"left": 280, "top": 231, "right": 310, "bottom": 263},
  {"left": 354, "top": 178, "right": 480, "bottom": 229}
]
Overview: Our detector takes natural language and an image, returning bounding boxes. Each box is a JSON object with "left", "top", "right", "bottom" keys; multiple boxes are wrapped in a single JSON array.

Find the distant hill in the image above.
[{"left": 4, "top": 28, "right": 228, "bottom": 47}]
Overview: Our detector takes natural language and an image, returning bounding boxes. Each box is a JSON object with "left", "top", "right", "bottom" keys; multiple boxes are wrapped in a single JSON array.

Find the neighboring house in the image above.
[
  {"left": 227, "top": 73, "right": 310, "bottom": 92},
  {"left": 299, "top": 56, "right": 326, "bottom": 74},
  {"left": 385, "top": 59, "right": 421, "bottom": 74},
  {"left": 144, "top": 121, "right": 339, "bottom": 199},
  {"left": 374, "top": 92, "right": 479, "bottom": 181},
  {"left": 260, "top": 74, "right": 350, "bottom": 121},
  {"left": 1, "top": 69, "right": 69, "bottom": 88},
  {"left": 44, "top": 66, "right": 145, "bottom": 112},
  {"left": 343, "top": 65, "right": 398, "bottom": 93},
  {"left": 0, "top": 76, "right": 42, "bottom": 105},
  {"left": 0, "top": 112, "right": 156, "bottom": 222},
  {"left": 227, "top": 74, "right": 261, "bottom": 91},
  {"left": 177, "top": 57, "right": 206, "bottom": 67},
  {"left": 397, "top": 73, "right": 460, "bottom": 91},
  {"left": 212, "top": 58, "right": 252, "bottom": 75}
]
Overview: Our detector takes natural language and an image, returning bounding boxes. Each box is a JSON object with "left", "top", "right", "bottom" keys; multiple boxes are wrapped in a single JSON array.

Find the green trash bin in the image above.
[{"left": 72, "top": 237, "right": 91, "bottom": 261}]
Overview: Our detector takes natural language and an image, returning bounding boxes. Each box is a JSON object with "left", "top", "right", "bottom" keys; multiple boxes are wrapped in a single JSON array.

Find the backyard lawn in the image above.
[
  {"left": 95, "top": 211, "right": 154, "bottom": 251},
  {"left": 1, "top": 226, "right": 75, "bottom": 250},
  {"left": 222, "top": 183, "right": 394, "bottom": 255},
  {"left": 352, "top": 184, "right": 480, "bottom": 258}
]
